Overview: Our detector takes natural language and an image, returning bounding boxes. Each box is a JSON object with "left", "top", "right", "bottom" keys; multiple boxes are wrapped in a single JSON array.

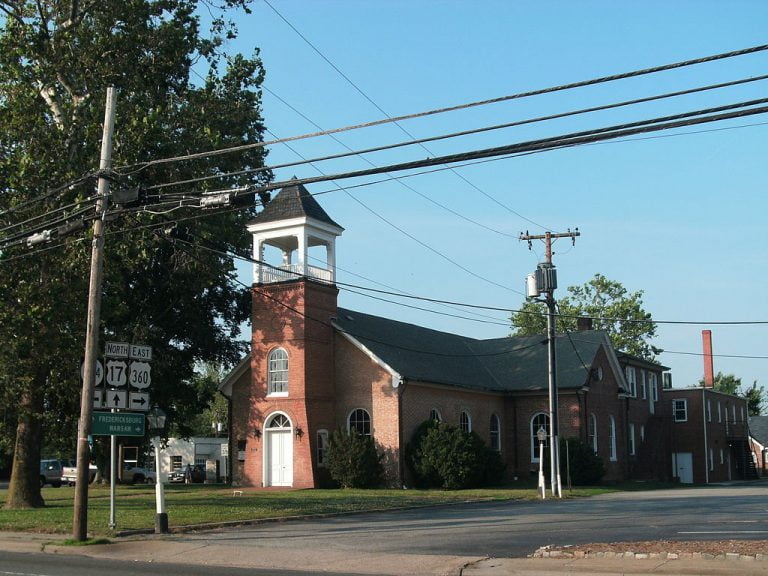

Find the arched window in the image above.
[
  {"left": 530, "top": 412, "right": 549, "bottom": 462},
  {"left": 608, "top": 415, "right": 617, "bottom": 461},
  {"left": 429, "top": 408, "right": 442, "bottom": 422},
  {"left": 266, "top": 413, "right": 291, "bottom": 429},
  {"left": 348, "top": 409, "right": 371, "bottom": 436},
  {"left": 267, "top": 348, "right": 288, "bottom": 395},
  {"left": 490, "top": 414, "right": 501, "bottom": 452},
  {"left": 460, "top": 410, "right": 472, "bottom": 433},
  {"left": 588, "top": 413, "right": 598, "bottom": 454}
]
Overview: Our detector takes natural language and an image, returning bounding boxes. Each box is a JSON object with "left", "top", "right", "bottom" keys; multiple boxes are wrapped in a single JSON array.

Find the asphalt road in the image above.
[
  {"left": 168, "top": 484, "right": 768, "bottom": 558},
  {"left": 0, "top": 550, "right": 370, "bottom": 576}
]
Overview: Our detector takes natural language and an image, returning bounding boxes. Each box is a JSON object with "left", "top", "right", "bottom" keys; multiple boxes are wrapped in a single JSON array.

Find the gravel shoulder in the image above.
[{"left": 534, "top": 539, "right": 768, "bottom": 558}]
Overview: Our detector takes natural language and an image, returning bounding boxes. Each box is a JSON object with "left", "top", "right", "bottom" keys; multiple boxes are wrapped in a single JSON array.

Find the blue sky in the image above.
[{"left": 223, "top": 1, "right": 767, "bottom": 390}]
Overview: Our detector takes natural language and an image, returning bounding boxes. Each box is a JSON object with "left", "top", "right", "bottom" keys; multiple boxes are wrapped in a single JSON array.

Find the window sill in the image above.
[{"left": 267, "top": 392, "right": 288, "bottom": 398}]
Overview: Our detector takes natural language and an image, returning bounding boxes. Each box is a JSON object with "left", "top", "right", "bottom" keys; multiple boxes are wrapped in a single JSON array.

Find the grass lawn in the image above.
[{"left": 0, "top": 481, "right": 670, "bottom": 537}]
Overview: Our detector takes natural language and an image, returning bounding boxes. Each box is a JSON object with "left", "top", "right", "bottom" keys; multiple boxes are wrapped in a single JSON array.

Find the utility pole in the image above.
[
  {"left": 73, "top": 87, "right": 117, "bottom": 541},
  {"left": 521, "top": 229, "right": 579, "bottom": 499}
]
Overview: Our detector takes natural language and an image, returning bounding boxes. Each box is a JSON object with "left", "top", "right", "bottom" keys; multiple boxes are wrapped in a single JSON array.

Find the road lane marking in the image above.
[{"left": 679, "top": 530, "right": 768, "bottom": 535}]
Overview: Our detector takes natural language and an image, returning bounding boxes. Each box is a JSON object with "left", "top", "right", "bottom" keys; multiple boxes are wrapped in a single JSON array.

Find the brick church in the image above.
[{"left": 221, "top": 181, "right": 673, "bottom": 488}]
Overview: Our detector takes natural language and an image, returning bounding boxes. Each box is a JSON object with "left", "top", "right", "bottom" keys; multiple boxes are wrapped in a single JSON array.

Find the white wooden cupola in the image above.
[{"left": 246, "top": 181, "right": 344, "bottom": 285}]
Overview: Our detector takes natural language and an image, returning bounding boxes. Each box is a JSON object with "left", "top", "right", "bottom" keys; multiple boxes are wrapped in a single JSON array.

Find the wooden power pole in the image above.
[
  {"left": 520, "top": 229, "right": 579, "bottom": 498},
  {"left": 73, "top": 87, "right": 117, "bottom": 541}
]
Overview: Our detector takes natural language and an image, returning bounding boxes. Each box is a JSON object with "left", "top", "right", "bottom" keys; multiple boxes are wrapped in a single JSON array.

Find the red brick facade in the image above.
[{"left": 227, "top": 276, "right": 679, "bottom": 487}]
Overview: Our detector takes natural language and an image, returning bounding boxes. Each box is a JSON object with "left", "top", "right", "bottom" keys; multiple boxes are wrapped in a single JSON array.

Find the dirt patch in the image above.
[{"left": 533, "top": 540, "right": 768, "bottom": 558}]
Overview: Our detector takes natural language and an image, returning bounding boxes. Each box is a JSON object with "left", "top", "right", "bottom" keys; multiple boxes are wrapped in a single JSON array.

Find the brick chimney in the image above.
[
  {"left": 702, "top": 330, "right": 714, "bottom": 388},
  {"left": 577, "top": 317, "right": 593, "bottom": 331}
]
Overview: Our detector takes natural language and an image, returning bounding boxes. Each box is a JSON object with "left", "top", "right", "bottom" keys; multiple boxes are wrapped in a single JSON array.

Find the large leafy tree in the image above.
[
  {"left": 511, "top": 274, "right": 658, "bottom": 359},
  {"left": 0, "top": 0, "right": 268, "bottom": 508},
  {"left": 700, "top": 373, "right": 765, "bottom": 416}
]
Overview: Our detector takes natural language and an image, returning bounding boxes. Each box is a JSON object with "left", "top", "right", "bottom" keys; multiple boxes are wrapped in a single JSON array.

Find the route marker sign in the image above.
[
  {"left": 92, "top": 411, "right": 145, "bottom": 436},
  {"left": 105, "top": 359, "right": 128, "bottom": 387},
  {"left": 129, "top": 361, "right": 151, "bottom": 389}
]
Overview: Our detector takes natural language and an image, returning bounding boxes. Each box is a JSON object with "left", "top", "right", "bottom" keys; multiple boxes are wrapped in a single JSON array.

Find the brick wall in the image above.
[
  {"left": 334, "top": 334, "right": 402, "bottom": 485},
  {"left": 232, "top": 279, "right": 339, "bottom": 488}
]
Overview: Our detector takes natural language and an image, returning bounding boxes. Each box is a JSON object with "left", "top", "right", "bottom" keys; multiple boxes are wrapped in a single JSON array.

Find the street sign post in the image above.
[{"left": 92, "top": 411, "right": 145, "bottom": 436}]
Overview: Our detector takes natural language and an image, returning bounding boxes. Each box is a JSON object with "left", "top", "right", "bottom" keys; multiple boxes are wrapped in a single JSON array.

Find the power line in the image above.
[
  {"left": 262, "top": 0, "right": 550, "bottom": 231},
  {"left": 113, "top": 43, "right": 768, "bottom": 173},
  {"left": 7, "top": 98, "right": 768, "bottom": 251}
]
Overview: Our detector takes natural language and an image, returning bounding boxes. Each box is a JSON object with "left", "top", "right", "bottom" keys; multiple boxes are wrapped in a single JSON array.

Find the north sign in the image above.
[
  {"left": 105, "top": 341, "right": 130, "bottom": 358},
  {"left": 92, "top": 411, "right": 145, "bottom": 436}
]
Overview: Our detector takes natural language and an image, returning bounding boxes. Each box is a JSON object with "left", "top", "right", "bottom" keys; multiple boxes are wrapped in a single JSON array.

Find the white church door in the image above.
[{"left": 265, "top": 413, "right": 293, "bottom": 487}]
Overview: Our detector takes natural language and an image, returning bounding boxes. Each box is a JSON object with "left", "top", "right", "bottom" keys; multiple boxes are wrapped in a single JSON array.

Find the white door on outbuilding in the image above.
[{"left": 673, "top": 452, "right": 693, "bottom": 484}]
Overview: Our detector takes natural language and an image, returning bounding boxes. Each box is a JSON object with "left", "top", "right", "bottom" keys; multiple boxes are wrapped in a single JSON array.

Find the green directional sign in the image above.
[{"left": 92, "top": 411, "right": 145, "bottom": 436}]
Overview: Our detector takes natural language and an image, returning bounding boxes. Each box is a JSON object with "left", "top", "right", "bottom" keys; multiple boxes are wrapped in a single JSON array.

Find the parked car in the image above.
[
  {"left": 61, "top": 461, "right": 98, "bottom": 486},
  {"left": 169, "top": 464, "right": 206, "bottom": 484},
  {"left": 39, "top": 459, "right": 63, "bottom": 488},
  {"left": 121, "top": 464, "right": 156, "bottom": 484}
]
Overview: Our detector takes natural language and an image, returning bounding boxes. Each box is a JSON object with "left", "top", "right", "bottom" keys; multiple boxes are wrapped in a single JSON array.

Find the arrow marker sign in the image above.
[
  {"left": 129, "top": 391, "right": 150, "bottom": 411},
  {"left": 105, "top": 390, "right": 127, "bottom": 409}
]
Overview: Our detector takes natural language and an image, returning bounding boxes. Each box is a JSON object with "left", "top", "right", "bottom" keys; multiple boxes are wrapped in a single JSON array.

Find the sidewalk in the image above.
[{"left": 1, "top": 531, "right": 767, "bottom": 576}]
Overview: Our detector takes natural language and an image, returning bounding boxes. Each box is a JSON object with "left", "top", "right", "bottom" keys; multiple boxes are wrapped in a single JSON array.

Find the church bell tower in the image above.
[{"left": 242, "top": 181, "right": 343, "bottom": 488}]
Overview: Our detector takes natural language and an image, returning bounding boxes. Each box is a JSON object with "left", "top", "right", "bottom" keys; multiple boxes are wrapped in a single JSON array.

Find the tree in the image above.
[
  {"left": 0, "top": 0, "right": 267, "bottom": 508},
  {"left": 326, "top": 429, "right": 384, "bottom": 489},
  {"left": 184, "top": 363, "right": 229, "bottom": 438},
  {"left": 699, "top": 372, "right": 741, "bottom": 395},
  {"left": 700, "top": 373, "right": 765, "bottom": 416},
  {"left": 511, "top": 274, "right": 658, "bottom": 359},
  {"left": 405, "top": 420, "right": 505, "bottom": 489},
  {"left": 743, "top": 381, "right": 765, "bottom": 416}
]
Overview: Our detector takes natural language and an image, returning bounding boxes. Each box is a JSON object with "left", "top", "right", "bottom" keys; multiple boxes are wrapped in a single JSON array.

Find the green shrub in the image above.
[
  {"left": 561, "top": 437, "right": 605, "bottom": 485},
  {"left": 326, "top": 429, "right": 384, "bottom": 488},
  {"left": 406, "top": 421, "right": 505, "bottom": 489}
]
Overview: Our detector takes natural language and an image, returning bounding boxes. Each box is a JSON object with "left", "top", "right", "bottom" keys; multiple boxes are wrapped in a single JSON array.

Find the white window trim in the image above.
[
  {"left": 673, "top": 399, "right": 688, "bottom": 422},
  {"left": 628, "top": 423, "right": 636, "bottom": 456},
  {"left": 490, "top": 413, "right": 501, "bottom": 452},
  {"left": 588, "top": 413, "right": 598, "bottom": 454},
  {"left": 267, "top": 347, "right": 289, "bottom": 396},
  {"left": 460, "top": 410, "right": 472, "bottom": 434},
  {"left": 317, "top": 429, "right": 329, "bottom": 467},
  {"left": 348, "top": 408, "right": 372, "bottom": 437},
  {"left": 609, "top": 416, "right": 617, "bottom": 462},
  {"left": 640, "top": 371, "right": 647, "bottom": 400},
  {"left": 625, "top": 367, "right": 637, "bottom": 397}
]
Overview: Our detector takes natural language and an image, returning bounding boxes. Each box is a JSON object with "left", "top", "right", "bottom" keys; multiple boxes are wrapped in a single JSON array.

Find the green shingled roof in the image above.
[{"left": 334, "top": 308, "right": 609, "bottom": 393}]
